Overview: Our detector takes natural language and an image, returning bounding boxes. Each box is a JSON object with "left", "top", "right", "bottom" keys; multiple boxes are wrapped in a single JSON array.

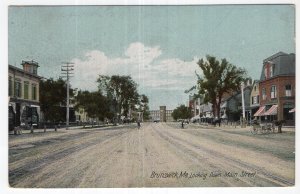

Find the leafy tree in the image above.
[
  {"left": 171, "top": 105, "right": 193, "bottom": 121},
  {"left": 40, "top": 78, "right": 74, "bottom": 122},
  {"left": 197, "top": 55, "right": 247, "bottom": 118},
  {"left": 74, "top": 90, "right": 110, "bottom": 121},
  {"left": 97, "top": 75, "right": 140, "bottom": 118},
  {"left": 139, "top": 94, "right": 150, "bottom": 120}
]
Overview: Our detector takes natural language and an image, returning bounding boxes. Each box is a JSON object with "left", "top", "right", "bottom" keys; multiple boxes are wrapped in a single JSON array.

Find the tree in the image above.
[
  {"left": 197, "top": 55, "right": 247, "bottom": 119},
  {"left": 139, "top": 94, "right": 150, "bottom": 120},
  {"left": 40, "top": 78, "right": 74, "bottom": 122},
  {"left": 97, "top": 75, "right": 140, "bottom": 118},
  {"left": 171, "top": 105, "right": 193, "bottom": 121},
  {"left": 74, "top": 90, "right": 110, "bottom": 121}
]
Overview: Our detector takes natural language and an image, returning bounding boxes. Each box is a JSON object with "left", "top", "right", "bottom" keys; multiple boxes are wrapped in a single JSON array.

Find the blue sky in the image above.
[{"left": 8, "top": 5, "right": 295, "bottom": 110}]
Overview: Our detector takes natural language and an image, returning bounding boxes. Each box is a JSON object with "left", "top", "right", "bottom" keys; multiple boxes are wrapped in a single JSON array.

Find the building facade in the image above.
[
  {"left": 221, "top": 85, "right": 252, "bottom": 122},
  {"left": 255, "top": 52, "right": 295, "bottom": 125},
  {"left": 149, "top": 106, "right": 174, "bottom": 122},
  {"left": 189, "top": 96, "right": 201, "bottom": 117},
  {"left": 9, "top": 61, "right": 42, "bottom": 129},
  {"left": 250, "top": 80, "right": 260, "bottom": 119}
]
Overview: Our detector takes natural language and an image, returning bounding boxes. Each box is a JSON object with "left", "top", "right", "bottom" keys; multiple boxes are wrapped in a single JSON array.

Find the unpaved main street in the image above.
[{"left": 9, "top": 123, "right": 295, "bottom": 187}]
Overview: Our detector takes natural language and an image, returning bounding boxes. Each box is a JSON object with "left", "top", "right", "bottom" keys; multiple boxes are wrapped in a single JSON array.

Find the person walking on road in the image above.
[{"left": 137, "top": 120, "right": 141, "bottom": 129}]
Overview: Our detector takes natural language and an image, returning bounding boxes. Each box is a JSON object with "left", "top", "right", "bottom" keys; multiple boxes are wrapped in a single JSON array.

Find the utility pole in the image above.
[
  {"left": 61, "top": 62, "right": 74, "bottom": 130},
  {"left": 241, "top": 82, "right": 246, "bottom": 128}
]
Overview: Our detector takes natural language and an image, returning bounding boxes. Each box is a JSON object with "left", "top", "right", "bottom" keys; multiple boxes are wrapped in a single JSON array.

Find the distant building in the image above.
[
  {"left": 189, "top": 96, "right": 201, "bottom": 117},
  {"left": 9, "top": 61, "right": 42, "bottom": 129},
  {"left": 149, "top": 106, "right": 174, "bottom": 122},
  {"left": 220, "top": 81, "right": 252, "bottom": 122},
  {"left": 255, "top": 52, "right": 295, "bottom": 125},
  {"left": 199, "top": 102, "right": 213, "bottom": 119}
]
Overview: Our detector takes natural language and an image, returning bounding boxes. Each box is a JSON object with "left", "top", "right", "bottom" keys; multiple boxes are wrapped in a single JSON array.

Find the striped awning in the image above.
[
  {"left": 264, "top": 105, "right": 278, "bottom": 116},
  {"left": 289, "top": 108, "right": 295, "bottom": 113},
  {"left": 254, "top": 106, "right": 265, "bottom": 117}
]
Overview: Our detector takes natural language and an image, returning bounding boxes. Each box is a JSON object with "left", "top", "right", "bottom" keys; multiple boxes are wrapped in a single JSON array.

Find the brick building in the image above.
[{"left": 254, "top": 52, "right": 295, "bottom": 125}]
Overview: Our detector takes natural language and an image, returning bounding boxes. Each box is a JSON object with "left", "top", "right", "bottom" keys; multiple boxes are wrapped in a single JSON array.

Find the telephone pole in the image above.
[
  {"left": 61, "top": 62, "right": 74, "bottom": 130},
  {"left": 241, "top": 82, "right": 246, "bottom": 128}
]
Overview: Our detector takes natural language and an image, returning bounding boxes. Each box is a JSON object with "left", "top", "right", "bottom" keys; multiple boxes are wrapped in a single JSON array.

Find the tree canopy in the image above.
[
  {"left": 97, "top": 75, "right": 148, "bottom": 120},
  {"left": 197, "top": 55, "right": 247, "bottom": 118},
  {"left": 40, "top": 78, "right": 74, "bottom": 122},
  {"left": 171, "top": 105, "right": 193, "bottom": 121},
  {"left": 74, "top": 90, "right": 111, "bottom": 121}
]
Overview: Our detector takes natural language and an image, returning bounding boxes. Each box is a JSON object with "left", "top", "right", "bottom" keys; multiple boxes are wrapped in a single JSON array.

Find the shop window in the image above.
[{"left": 283, "top": 103, "right": 294, "bottom": 120}]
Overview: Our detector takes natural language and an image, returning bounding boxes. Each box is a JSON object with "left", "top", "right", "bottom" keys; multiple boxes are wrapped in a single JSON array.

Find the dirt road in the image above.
[{"left": 9, "top": 122, "right": 295, "bottom": 187}]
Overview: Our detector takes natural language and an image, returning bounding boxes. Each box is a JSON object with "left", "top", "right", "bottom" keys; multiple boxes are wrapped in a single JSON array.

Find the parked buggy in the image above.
[{"left": 251, "top": 120, "right": 275, "bottom": 134}]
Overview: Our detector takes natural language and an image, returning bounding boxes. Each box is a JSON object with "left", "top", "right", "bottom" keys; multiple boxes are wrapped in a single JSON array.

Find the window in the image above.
[
  {"left": 270, "top": 64, "right": 275, "bottom": 77},
  {"left": 32, "top": 84, "right": 37, "bottom": 100},
  {"left": 14, "top": 79, "right": 22, "bottom": 98},
  {"left": 253, "top": 96, "right": 257, "bottom": 104},
  {"left": 254, "top": 86, "right": 256, "bottom": 91},
  {"left": 271, "top": 85, "right": 277, "bottom": 99},
  {"left": 257, "top": 95, "right": 260, "bottom": 104},
  {"left": 9, "top": 76, "right": 13, "bottom": 96},
  {"left": 33, "top": 66, "right": 37, "bottom": 75},
  {"left": 285, "top": 85, "right": 292, "bottom": 97},
  {"left": 262, "top": 88, "right": 266, "bottom": 100},
  {"left": 264, "top": 67, "right": 268, "bottom": 79},
  {"left": 24, "top": 81, "right": 29, "bottom": 99}
]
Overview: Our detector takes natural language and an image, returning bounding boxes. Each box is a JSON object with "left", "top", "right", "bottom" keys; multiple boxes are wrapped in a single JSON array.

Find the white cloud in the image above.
[
  {"left": 124, "top": 42, "right": 162, "bottom": 65},
  {"left": 70, "top": 42, "right": 202, "bottom": 92}
]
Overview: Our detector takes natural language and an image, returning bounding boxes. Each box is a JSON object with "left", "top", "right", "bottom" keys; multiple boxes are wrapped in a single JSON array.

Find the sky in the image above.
[{"left": 8, "top": 5, "right": 295, "bottom": 110}]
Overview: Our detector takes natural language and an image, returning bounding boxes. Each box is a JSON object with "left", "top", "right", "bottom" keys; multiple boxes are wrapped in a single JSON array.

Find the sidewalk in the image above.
[
  {"left": 9, "top": 124, "right": 116, "bottom": 135},
  {"left": 189, "top": 123, "right": 295, "bottom": 133}
]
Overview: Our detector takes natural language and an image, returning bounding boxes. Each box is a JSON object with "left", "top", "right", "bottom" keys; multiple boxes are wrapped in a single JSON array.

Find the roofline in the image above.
[
  {"left": 259, "top": 74, "right": 295, "bottom": 83},
  {"left": 222, "top": 85, "right": 252, "bottom": 102},
  {"left": 9, "top": 65, "right": 43, "bottom": 79},
  {"left": 263, "top": 51, "right": 288, "bottom": 63}
]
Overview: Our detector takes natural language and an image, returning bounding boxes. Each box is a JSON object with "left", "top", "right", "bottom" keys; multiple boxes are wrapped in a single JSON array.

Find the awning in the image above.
[
  {"left": 264, "top": 105, "right": 278, "bottom": 116},
  {"left": 289, "top": 108, "right": 295, "bottom": 113},
  {"left": 254, "top": 106, "right": 265, "bottom": 117}
]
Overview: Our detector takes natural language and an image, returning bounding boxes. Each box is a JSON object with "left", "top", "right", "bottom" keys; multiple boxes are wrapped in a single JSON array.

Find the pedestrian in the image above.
[
  {"left": 137, "top": 120, "right": 141, "bottom": 129},
  {"left": 181, "top": 120, "right": 184, "bottom": 129}
]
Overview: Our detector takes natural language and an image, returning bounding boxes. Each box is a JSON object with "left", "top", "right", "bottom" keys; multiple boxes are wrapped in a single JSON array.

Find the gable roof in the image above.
[{"left": 222, "top": 86, "right": 252, "bottom": 103}]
